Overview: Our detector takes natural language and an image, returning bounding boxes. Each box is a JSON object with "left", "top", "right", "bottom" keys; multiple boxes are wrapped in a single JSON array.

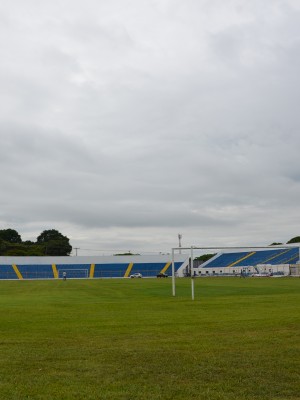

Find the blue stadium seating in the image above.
[
  {"left": 204, "top": 248, "right": 299, "bottom": 268},
  {"left": 0, "top": 265, "right": 18, "bottom": 279},
  {"left": 0, "top": 262, "right": 184, "bottom": 280},
  {"left": 17, "top": 264, "right": 54, "bottom": 279},
  {"left": 130, "top": 262, "right": 166, "bottom": 277},
  {"left": 271, "top": 248, "right": 299, "bottom": 264},
  {"left": 129, "top": 262, "right": 181, "bottom": 277},
  {"left": 204, "top": 252, "right": 250, "bottom": 268},
  {"left": 56, "top": 264, "right": 91, "bottom": 279},
  {"left": 167, "top": 262, "right": 182, "bottom": 275},
  {"left": 237, "top": 250, "right": 284, "bottom": 266},
  {"left": 93, "top": 263, "right": 127, "bottom": 278}
]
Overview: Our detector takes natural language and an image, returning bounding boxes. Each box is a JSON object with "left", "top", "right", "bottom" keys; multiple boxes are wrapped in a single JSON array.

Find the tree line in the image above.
[
  {"left": 1, "top": 229, "right": 299, "bottom": 258},
  {"left": 0, "top": 229, "right": 72, "bottom": 256}
]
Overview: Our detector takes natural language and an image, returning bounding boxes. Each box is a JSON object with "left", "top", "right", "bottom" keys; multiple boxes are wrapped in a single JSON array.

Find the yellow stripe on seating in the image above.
[
  {"left": 12, "top": 264, "right": 23, "bottom": 280},
  {"left": 124, "top": 262, "right": 134, "bottom": 277},
  {"left": 227, "top": 252, "right": 256, "bottom": 268},
  {"left": 160, "top": 262, "right": 171, "bottom": 274},
  {"left": 262, "top": 249, "right": 290, "bottom": 264},
  {"left": 285, "top": 255, "right": 299, "bottom": 263},
  {"left": 89, "top": 264, "right": 95, "bottom": 278},
  {"left": 52, "top": 264, "right": 58, "bottom": 279}
]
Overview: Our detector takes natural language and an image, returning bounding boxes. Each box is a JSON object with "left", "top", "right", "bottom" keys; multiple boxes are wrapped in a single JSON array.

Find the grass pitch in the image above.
[{"left": 0, "top": 277, "right": 299, "bottom": 400}]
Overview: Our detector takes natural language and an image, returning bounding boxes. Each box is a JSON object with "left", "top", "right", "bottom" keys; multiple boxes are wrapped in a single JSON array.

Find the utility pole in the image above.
[{"left": 74, "top": 247, "right": 80, "bottom": 256}]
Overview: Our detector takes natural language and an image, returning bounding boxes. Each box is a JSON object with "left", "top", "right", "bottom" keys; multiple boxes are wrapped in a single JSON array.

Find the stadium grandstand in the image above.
[
  {"left": 194, "top": 246, "right": 300, "bottom": 276},
  {"left": 0, "top": 246, "right": 299, "bottom": 280},
  {"left": 0, "top": 254, "right": 189, "bottom": 280}
]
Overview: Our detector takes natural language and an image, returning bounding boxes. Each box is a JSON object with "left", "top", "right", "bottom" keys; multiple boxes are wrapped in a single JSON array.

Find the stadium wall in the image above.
[
  {"left": 197, "top": 264, "right": 291, "bottom": 276},
  {"left": 0, "top": 254, "right": 189, "bottom": 280},
  {"left": 290, "top": 264, "right": 300, "bottom": 276},
  {"left": 196, "top": 247, "right": 300, "bottom": 276}
]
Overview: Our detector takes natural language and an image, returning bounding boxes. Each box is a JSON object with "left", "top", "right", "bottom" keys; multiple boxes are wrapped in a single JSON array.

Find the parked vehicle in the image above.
[
  {"left": 157, "top": 272, "right": 168, "bottom": 278},
  {"left": 130, "top": 273, "right": 142, "bottom": 278}
]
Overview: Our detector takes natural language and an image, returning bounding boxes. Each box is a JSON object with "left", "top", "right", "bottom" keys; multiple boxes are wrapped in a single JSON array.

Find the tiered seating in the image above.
[
  {"left": 93, "top": 263, "right": 128, "bottom": 278},
  {"left": 205, "top": 252, "right": 250, "bottom": 268},
  {"left": 56, "top": 264, "right": 91, "bottom": 278},
  {"left": 271, "top": 248, "right": 299, "bottom": 264},
  {"left": 0, "top": 258, "right": 187, "bottom": 279},
  {"left": 237, "top": 249, "right": 284, "bottom": 266},
  {"left": 204, "top": 248, "right": 299, "bottom": 268},
  {"left": 93, "top": 262, "right": 182, "bottom": 278},
  {"left": 17, "top": 264, "right": 54, "bottom": 279},
  {"left": 130, "top": 262, "right": 166, "bottom": 277},
  {"left": 132, "top": 262, "right": 182, "bottom": 277},
  {"left": 167, "top": 262, "right": 182, "bottom": 275},
  {"left": 0, "top": 265, "right": 18, "bottom": 279}
]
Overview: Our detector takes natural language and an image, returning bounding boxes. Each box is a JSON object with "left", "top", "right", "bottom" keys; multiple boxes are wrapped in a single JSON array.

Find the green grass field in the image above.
[{"left": 0, "top": 277, "right": 299, "bottom": 400}]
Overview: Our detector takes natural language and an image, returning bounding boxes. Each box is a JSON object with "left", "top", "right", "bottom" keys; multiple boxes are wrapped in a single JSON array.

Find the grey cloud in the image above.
[{"left": 1, "top": 0, "right": 300, "bottom": 252}]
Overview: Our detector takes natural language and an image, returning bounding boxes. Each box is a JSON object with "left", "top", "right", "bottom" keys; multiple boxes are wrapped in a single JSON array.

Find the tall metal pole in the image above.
[
  {"left": 172, "top": 248, "right": 176, "bottom": 296},
  {"left": 178, "top": 234, "right": 182, "bottom": 254},
  {"left": 191, "top": 246, "right": 194, "bottom": 300}
]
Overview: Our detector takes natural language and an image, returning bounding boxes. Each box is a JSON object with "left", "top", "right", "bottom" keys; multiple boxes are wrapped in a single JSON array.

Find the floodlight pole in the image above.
[
  {"left": 178, "top": 234, "right": 182, "bottom": 254},
  {"left": 191, "top": 246, "right": 195, "bottom": 300}
]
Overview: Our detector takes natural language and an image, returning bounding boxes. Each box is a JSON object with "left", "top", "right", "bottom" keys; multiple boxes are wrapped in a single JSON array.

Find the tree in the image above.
[
  {"left": 0, "top": 238, "right": 7, "bottom": 255},
  {"left": 37, "top": 229, "right": 67, "bottom": 243},
  {"left": 194, "top": 254, "right": 216, "bottom": 263},
  {"left": 114, "top": 252, "right": 140, "bottom": 256},
  {"left": 23, "top": 240, "right": 34, "bottom": 245},
  {"left": 0, "top": 229, "right": 22, "bottom": 243},
  {"left": 0, "top": 228, "right": 72, "bottom": 256},
  {"left": 270, "top": 242, "right": 283, "bottom": 246},
  {"left": 287, "top": 236, "right": 300, "bottom": 244},
  {"left": 37, "top": 229, "right": 72, "bottom": 256},
  {"left": 26, "top": 248, "right": 45, "bottom": 256},
  {"left": 44, "top": 240, "right": 72, "bottom": 256},
  {"left": 5, "top": 248, "right": 28, "bottom": 256}
]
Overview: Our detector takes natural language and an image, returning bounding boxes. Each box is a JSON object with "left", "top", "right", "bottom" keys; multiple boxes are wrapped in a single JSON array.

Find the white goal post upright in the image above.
[
  {"left": 58, "top": 269, "right": 89, "bottom": 278},
  {"left": 191, "top": 246, "right": 194, "bottom": 301},
  {"left": 171, "top": 244, "right": 300, "bottom": 300},
  {"left": 171, "top": 248, "right": 175, "bottom": 296},
  {"left": 172, "top": 246, "right": 195, "bottom": 298}
]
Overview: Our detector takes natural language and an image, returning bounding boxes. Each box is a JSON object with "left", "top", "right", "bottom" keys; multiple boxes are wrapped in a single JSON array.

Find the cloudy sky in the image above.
[{"left": 1, "top": 0, "right": 300, "bottom": 255}]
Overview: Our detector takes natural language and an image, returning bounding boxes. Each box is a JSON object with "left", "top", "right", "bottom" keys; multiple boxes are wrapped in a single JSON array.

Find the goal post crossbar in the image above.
[
  {"left": 57, "top": 269, "right": 89, "bottom": 278},
  {"left": 171, "top": 245, "right": 300, "bottom": 300}
]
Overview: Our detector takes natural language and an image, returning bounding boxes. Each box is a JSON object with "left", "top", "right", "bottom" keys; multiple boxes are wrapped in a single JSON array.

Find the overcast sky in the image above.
[{"left": 1, "top": 0, "right": 300, "bottom": 255}]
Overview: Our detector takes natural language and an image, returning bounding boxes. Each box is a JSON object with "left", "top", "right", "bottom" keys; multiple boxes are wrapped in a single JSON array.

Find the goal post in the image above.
[
  {"left": 58, "top": 269, "right": 89, "bottom": 279},
  {"left": 171, "top": 244, "right": 300, "bottom": 300},
  {"left": 171, "top": 246, "right": 195, "bottom": 299}
]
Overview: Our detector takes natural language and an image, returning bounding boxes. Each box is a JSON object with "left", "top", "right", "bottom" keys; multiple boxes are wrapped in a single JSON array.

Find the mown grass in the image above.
[{"left": 0, "top": 277, "right": 299, "bottom": 400}]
